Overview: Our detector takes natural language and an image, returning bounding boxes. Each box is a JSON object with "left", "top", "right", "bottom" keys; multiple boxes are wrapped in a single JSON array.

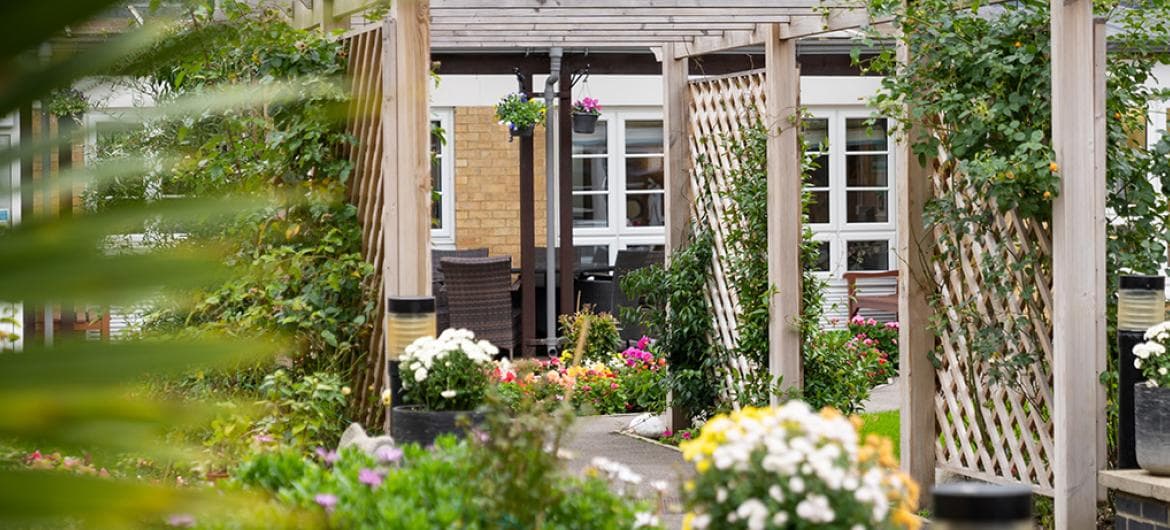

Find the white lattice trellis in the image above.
[
  {"left": 930, "top": 162, "right": 1056, "bottom": 495},
  {"left": 687, "top": 70, "right": 768, "bottom": 405}
]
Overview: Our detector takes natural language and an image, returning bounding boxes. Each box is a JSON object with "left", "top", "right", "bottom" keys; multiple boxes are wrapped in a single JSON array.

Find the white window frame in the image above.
[
  {"left": 430, "top": 108, "right": 456, "bottom": 249},
  {"left": 805, "top": 108, "right": 897, "bottom": 278},
  {"left": 568, "top": 107, "right": 666, "bottom": 264}
]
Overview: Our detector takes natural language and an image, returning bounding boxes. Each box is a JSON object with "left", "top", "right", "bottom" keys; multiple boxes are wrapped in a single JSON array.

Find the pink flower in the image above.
[
  {"left": 166, "top": 514, "right": 196, "bottom": 528},
  {"left": 851, "top": 315, "right": 866, "bottom": 324},
  {"left": 682, "top": 431, "right": 692, "bottom": 440},
  {"left": 315, "top": 493, "right": 338, "bottom": 513},
  {"left": 253, "top": 434, "right": 275, "bottom": 444},
  {"left": 358, "top": 468, "right": 384, "bottom": 488},
  {"left": 637, "top": 336, "right": 652, "bottom": 350},
  {"left": 886, "top": 321, "right": 900, "bottom": 329},
  {"left": 663, "top": 429, "right": 674, "bottom": 438},
  {"left": 867, "top": 318, "right": 878, "bottom": 326},
  {"left": 375, "top": 446, "right": 403, "bottom": 464},
  {"left": 610, "top": 382, "right": 619, "bottom": 390},
  {"left": 315, "top": 447, "right": 340, "bottom": 465}
]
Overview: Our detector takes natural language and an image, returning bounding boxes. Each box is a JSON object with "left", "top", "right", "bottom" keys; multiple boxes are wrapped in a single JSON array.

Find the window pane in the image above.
[
  {"left": 805, "top": 118, "right": 829, "bottom": 150},
  {"left": 846, "top": 118, "right": 888, "bottom": 151},
  {"left": 847, "top": 240, "right": 889, "bottom": 271},
  {"left": 573, "top": 157, "right": 609, "bottom": 191},
  {"left": 573, "top": 194, "right": 608, "bottom": 228},
  {"left": 625, "top": 157, "right": 664, "bottom": 190},
  {"left": 808, "top": 191, "right": 830, "bottom": 224},
  {"left": 431, "top": 156, "right": 442, "bottom": 229},
  {"left": 625, "top": 120, "right": 664, "bottom": 155},
  {"left": 846, "top": 154, "right": 889, "bottom": 187},
  {"left": 572, "top": 121, "right": 608, "bottom": 155},
  {"left": 813, "top": 240, "right": 831, "bottom": 272},
  {"left": 575, "top": 245, "right": 611, "bottom": 267},
  {"left": 430, "top": 120, "right": 443, "bottom": 154},
  {"left": 625, "top": 192, "right": 664, "bottom": 227},
  {"left": 808, "top": 154, "right": 829, "bottom": 187},
  {"left": 846, "top": 190, "right": 889, "bottom": 223}
]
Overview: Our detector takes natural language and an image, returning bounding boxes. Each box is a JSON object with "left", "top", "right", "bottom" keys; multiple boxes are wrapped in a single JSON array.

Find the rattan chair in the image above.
[
  {"left": 432, "top": 248, "right": 489, "bottom": 331},
  {"left": 440, "top": 256, "right": 521, "bottom": 355}
]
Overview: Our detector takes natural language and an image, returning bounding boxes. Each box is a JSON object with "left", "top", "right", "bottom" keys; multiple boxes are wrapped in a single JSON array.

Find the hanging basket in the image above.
[
  {"left": 509, "top": 124, "right": 535, "bottom": 141},
  {"left": 572, "top": 113, "right": 599, "bottom": 134}
]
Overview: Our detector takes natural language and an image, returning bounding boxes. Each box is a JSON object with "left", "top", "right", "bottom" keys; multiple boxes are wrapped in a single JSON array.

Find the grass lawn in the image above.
[{"left": 859, "top": 410, "right": 901, "bottom": 460}]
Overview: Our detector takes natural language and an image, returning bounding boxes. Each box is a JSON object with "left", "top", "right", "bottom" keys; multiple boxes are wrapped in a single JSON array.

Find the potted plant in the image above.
[
  {"left": 494, "top": 92, "right": 545, "bottom": 140},
  {"left": 1133, "top": 322, "right": 1170, "bottom": 475},
  {"left": 571, "top": 97, "right": 601, "bottom": 134},
  {"left": 393, "top": 328, "right": 498, "bottom": 446},
  {"left": 679, "top": 402, "right": 920, "bottom": 530}
]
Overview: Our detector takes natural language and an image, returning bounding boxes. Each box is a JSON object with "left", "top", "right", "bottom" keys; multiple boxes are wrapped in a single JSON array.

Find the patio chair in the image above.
[
  {"left": 844, "top": 270, "right": 899, "bottom": 318},
  {"left": 432, "top": 248, "right": 489, "bottom": 331},
  {"left": 440, "top": 256, "right": 521, "bottom": 356},
  {"left": 612, "top": 249, "right": 665, "bottom": 343}
]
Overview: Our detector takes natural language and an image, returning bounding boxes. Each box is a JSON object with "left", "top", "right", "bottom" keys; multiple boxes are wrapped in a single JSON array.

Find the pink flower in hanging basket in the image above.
[{"left": 573, "top": 97, "right": 602, "bottom": 115}]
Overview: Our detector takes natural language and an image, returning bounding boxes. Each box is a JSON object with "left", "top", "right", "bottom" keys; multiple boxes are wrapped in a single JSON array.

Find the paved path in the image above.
[
  {"left": 864, "top": 376, "right": 901, "bottom": 413},
  {"left": 563, "top": 415, "right": 690, "bottom": 529}
]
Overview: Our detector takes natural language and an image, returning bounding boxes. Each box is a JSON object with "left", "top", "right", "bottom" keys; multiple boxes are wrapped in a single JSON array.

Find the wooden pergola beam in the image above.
[
  {"left": 675, "top": 24, "right": 767, "bottom": 58},
  {"left": 432, "top": 0, "right": 853, "bottom": 8}
]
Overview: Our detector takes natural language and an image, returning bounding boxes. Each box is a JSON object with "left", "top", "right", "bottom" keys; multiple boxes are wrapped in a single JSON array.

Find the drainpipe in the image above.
[{"left": 545, "top": 48, "right": 563, "bottom": 354}]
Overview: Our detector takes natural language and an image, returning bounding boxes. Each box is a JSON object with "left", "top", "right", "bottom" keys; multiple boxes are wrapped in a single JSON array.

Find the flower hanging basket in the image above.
[
  {"left": 572, "top": 113, "right": 599, "bottom": 134},
  {"left": 510, "top": 124, "right": 535, "bottom": 138}
]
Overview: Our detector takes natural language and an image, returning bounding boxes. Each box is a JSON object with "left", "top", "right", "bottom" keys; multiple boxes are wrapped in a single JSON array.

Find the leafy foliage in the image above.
[
  {"left": 803, "top": 330, "right": 881, "bottom": 414},
  {"left": 494, "top": 92, "right": 546, "bottom": 133},
  {"left": 558, "top": 308, "right": 621, "bottom": 363}
]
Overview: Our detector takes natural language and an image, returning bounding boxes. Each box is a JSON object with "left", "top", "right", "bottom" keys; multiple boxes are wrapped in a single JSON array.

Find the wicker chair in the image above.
[
  {"left": 432, "top": 248, "right": 489, "bottom": 331},
  {"left": 440, "top": 256, "right": 521, "bottom": 355}
]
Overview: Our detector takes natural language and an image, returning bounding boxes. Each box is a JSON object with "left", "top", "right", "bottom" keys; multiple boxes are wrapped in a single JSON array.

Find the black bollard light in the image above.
[
  {"left": 384, "top": 296, "right": 436, "bottom": 429},
  {"left": 932, "top": 483, "right": 1032, "bottom": 530},
  {"left": 1117, "top": 275, "right": 1165, "bottom": 469}
]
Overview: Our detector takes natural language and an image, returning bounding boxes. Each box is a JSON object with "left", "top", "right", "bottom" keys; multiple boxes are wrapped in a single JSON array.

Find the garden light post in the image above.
[
  {"left": 1117, "top": 275, "right": 1164, "bottom": 468},
  {"left": 932, "top": 483, "right": 1032, "bottom": 530},
  {"left": 385, "top": 296, "right": 436, "bottom": 429}
]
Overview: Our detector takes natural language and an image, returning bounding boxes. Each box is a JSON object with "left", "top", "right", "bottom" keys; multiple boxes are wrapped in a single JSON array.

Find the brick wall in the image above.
[
  {"left": 1115, "top": 492, "right": 1170, "bottom": 530},
  {"left": 452, "top": 106, "right": 549, "bottom": 267},
  {"left": 28, "top": 109, "right": 86, "bottom": 218}
]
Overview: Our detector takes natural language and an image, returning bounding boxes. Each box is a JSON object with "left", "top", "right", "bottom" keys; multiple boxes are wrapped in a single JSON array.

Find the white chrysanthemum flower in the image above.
[
  {"left": 633, "top": 512, "right": 659, "bottom": 528},
  {"left": 413, "top": 367, "right": 428, "bottom": 382},
  {"left": 691, "top": 513, "right": 711, "bottom": 529},
  {"left": 736, "top": 499, "right": 769, "bottom": 530},
  {"left": 440, "top": 390, "right": 456, "bottom": 399}
]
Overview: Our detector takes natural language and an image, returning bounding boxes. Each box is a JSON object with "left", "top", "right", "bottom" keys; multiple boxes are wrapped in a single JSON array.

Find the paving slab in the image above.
[{"left": 563, "top": 414, "right": 690, "bottom": 529}]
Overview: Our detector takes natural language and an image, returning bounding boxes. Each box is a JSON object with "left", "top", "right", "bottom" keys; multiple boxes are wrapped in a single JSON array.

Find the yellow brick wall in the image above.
[{"left": 452, "top": 106, "right": 549, "bottom": 267}]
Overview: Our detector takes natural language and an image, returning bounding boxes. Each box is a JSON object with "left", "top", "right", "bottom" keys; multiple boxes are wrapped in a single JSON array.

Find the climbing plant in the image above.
[{"left": 862, "top": 0, "right": 1170, "bottom": 461}]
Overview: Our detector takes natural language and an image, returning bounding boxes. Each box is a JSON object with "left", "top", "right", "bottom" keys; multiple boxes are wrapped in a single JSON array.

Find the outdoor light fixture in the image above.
[
  {"left": 384, "top": 296, "right": 436, "bottom": 415},
  {"left": 1118, "top": 275, "right": 1165, "bottom": 468},
  {"left": 932, "top": 483, "right": 1032, "bottom": 530}
]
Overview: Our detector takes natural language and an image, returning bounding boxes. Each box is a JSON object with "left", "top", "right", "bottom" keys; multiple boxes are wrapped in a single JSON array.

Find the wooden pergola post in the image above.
[
  {"left": 1051, "top": 0, "right": 1105, "bottom": 527},
  {"left": 662, "top": 42, "right": 690, "bottom": 258},
  {"left": 764, "top": 24, "right": 803, "bottom": 397},
  {"left": 895, "top": 37, "right": 937, "bottom": 497},
  {"left": 381, "top": 0, "right": 433, "bottom": 299}
]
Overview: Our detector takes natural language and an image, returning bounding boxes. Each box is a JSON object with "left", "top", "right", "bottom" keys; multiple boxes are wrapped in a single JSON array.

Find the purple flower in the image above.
[
  {"left": 315, "top": 447, "right": 340, "bottom": 465},
  {"left": 314, "top": 493, "right": 338, "bottom": 513},
  {"left": 166, "top": 514, "right": 196, "bottom": 528},
  {"left": 637, "top": 336, "right": 651, "bottom": 350},
  {"left": 375, "top": 445, "right": 403, "bottom": 464},
  {"left": 358, "top": 468, "right": 384, "bottom": 488},
  {"left": 253, "top": 434, "right": 274, "bottom": 444}
]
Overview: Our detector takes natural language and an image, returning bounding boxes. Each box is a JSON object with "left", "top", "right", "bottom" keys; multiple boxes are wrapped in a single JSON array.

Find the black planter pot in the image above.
[
  {"left": 509, "top": 124, "right": 535, "bottom": 141},
  {"left": 572, "top": 113, "right": 599, "bottom": 134},
  {"left": 1136, "top": 382, "right": 1170, "bottom": 475},
  {"left": 391, "top": 405, "right": 484, "bottom": 447}
]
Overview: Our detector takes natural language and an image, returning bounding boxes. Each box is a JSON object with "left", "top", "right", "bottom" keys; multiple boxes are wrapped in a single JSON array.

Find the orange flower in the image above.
[
  {"left": 1014, "top": 41, "right": 1022, "bottom": 48},
  {"left": 1043, "top": 191, "right": 1052, "bottom": 200},
  {"left": 1049, "top": 161, "right": 1060, "bottom": 172}
]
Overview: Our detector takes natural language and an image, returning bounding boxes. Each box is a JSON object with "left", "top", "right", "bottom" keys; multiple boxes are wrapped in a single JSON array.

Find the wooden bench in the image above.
[{"left": 843, "top": 270, "right": 899, "bottom": 318}]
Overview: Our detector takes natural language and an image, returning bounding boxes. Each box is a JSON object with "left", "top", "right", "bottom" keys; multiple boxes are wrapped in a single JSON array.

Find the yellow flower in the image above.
[
  {"left": 682, "top": 513, "right": 696, "bottom": 530},
  {"left": 1049, "top": 161, "right": 1060, "bottom": 172},
  {"left": 1014, "top": 41, "right": 1022, "bottom": 48},
  {"left": 892, "top": 508, "right": 922, "bottom": 530},
  {"left": 684, "top": 480, "right": 695, "bottom": 492},
  {"left": 1043, "top": 191, "right": 1052, "bottom": 200},
  {"left": 696, "top": 459, "right": 711, "bottom": 473}
]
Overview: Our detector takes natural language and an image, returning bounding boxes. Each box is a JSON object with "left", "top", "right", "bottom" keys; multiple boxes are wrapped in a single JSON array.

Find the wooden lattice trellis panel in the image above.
[
  {"left": 340, "top": 24, "right": 387, "bottom": 429},
  {"left": 930, "top": 164, "right": 1056, "bottom": 496},
  {"left": 687, "top": 70, "right": 767, "bottom": 405}
]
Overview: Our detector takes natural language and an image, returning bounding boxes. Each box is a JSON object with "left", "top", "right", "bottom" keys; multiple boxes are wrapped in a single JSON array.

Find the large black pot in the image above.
[
  {"left": 391, "top": 405, "right": 484, "bottom": 447},
  {"left": 1136, "top": 382, "right": 1170, "bottom": 475},
  {"left": 572, "top": 113, "right": 599, "bottom": 134}
]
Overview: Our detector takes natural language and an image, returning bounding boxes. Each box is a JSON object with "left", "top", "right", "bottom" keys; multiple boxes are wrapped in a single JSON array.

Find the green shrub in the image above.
[
  {"left": 558, "top": 308, "right": 621, "bottom": 363},
  {"left": 802, "top": 330, "right": 879, "bottom": 414},
  {"left": 254, "top": 370, "right": 349, "bottom": 451}
]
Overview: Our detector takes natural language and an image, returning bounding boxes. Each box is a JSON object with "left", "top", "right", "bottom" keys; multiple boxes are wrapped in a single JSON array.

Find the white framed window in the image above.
[
  {"left": 568, "top": 108, "right": 665, "bottom": 264},
  {"left": 804, "top": 109, "right": 897, "bottom": 277},
  {"left": 430, "top": 108, "right": 456, "bottom": 249}
]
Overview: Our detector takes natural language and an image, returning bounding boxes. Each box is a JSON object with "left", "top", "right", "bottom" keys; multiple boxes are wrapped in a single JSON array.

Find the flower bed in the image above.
[{"left": 494, "top": 337, "right": 668, "bottom": 415}]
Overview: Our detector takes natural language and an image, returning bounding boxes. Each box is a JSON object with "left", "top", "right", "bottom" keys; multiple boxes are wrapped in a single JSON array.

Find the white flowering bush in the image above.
[
  {"left": 1135, "top": 321, "right": 1170, "bottom": 388},
  {"left": 399, "top": 328, "right": 498, "bottom": 411},
  {"left": 680, "top": 403, "right": 919, "bottom": 530}
]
